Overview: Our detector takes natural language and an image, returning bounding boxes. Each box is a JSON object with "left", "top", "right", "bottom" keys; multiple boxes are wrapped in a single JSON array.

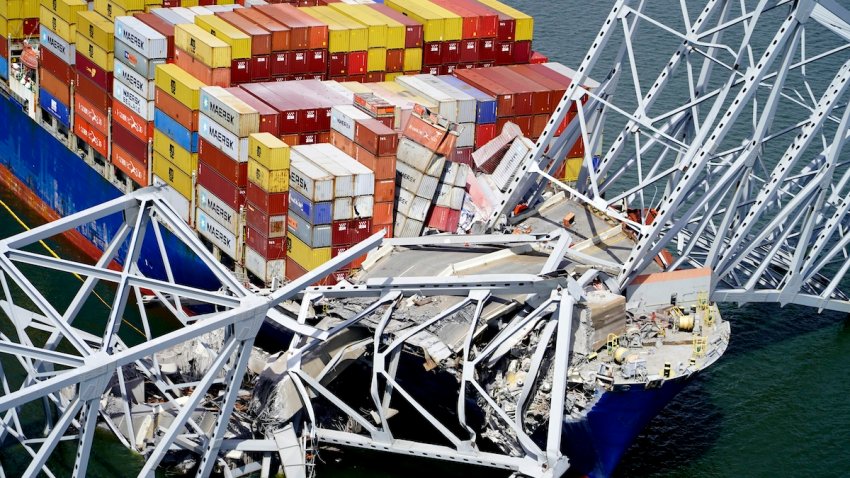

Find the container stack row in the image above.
[
  {"left": 2, "top": 0, "right": 39, "bottom": 79},
  {"left": 38, "top": 0, "right": 88, "bottom": 128}
]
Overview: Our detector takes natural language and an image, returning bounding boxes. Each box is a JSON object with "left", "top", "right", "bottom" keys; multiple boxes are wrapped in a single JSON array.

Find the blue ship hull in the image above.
[{"left": 0, "top": 94, "right": 218, "bottom": 290}]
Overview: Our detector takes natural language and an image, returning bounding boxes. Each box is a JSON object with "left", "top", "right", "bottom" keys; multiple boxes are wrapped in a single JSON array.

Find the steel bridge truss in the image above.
[
  {"left": 494, "top": 0, "right": 850, "bottom": 312},
  {"left": 0, "top": 187, "right": 586, "bottom": 477}
]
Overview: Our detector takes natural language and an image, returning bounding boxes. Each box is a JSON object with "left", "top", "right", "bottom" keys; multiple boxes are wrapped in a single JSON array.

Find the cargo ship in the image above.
[{"left": 0, "top": 1, "right": 720, "bottom": 477}]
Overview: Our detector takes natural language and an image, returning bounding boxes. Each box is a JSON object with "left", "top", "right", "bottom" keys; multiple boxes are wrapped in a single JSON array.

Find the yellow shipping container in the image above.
[
  {"left": 385, "top": 0, "right": 444, "bottom": 43},
  {"left": 39, "top": 6, "right": 75, "bottom": 43},
  {"left": 40, "top": 0, "right": 86, "bottom": 24},
  {"left": 385, "top": 72, "right": 402, "bottom": 82},
  {"left": 75, "top": 33, "right": 114, "bottom": 72},
  {"left": 93, "top": 0, "right": 139, "bottom": 23},
  {"left": 367, "top": 48, "right": 386, "bottom": 73},
  {"left": 180, "top": 0, "right": 199, "bottom": 6},
  {"left": 194, "top": 15, "right": 252, "bottom": 60},
  {"left": 175, "top": 23, "right": 232, "bottom": 68},
  {"left": 0, "top": 17, "right": 23, "bottom": 39},
  {"left": 422, "top": 1, "right": 462, "bottom": 41},
  {"left": 403, "top": 48, "right": 422, "bottom": 72},
  {"left": 477, "top": 0, "right": 533, "bottom": 41},
  {"left": 110, "top": 0, "right": 147, "bottom": 11},
  {"left": 76, "top": 11, "right": 114, "bottom": 51},
  {"left": 154, "top": 130, "right": 199, "bottom": 175},
  {"left": 155, "top": 63, "right": 207, "bottom": 110},
  {"left": 153, "top": 153, "right": 194, "bottom": 200},
  {"left": 287, "top": 232, "right": 331, "bottom": 271},
  {"left": 1, "top": 0, "right": 39, "bottom": 19},
  {"left": 329, "top": 4, "right": 387, "bottom": 49},
  {"left": 301, "top": 7, "right": 348, "bottom": 54},
  {"left": 249, "top": 133, "right": 290, "bottom": 171},
  {"left": 305, "top": 6, "right": 368, "bottom": 52},
  {"left": 248, "top": 160, "right": 289, "bottom": 193}
]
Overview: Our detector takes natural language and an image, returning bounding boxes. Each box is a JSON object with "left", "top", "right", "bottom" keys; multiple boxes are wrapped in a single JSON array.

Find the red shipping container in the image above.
[
  {"left": 228, "top": 87, "right": 281, "bottom": 136},
  {"left": 448, "top": 146, "right": 474, "bottom": 168},
  {"left": 426, "top": 206, "right": 460, "bottom": 233},
  {"left": 330, "top": 129, "right": 356, "bottom": 157},
  {"left": 438, "top": 64, "right": 456, "bottom": 76},
  {"left": 76, "top": 52, "right": 113, "bottom": 93},
  {"left": 234, "top": 7, "right": 291, "bottom": 52},
  {"left": 493, "top": 12, "right": 516, "bottom": 42},
  {"left": 281, "top": 134, "right": 299, "bottom": 147},
  {"left": 162, "top": 0, "right": 179, "bottom": 7},
  {"left": 197, "top": 162, "right": 246, "bottom": 211},
  {"left": 385, "top": 49, "right": 404, "bottom": 73},
  {"left": 246, "top": 201, "right": 287, "bottom": 238},
  {"left": 331, "top": 245, "right": 366, "bottom": 270},
  {"left": 155, "top": 87, "right": 199, "bottom": 131},
  {"left": 40, "top": 48, "right": 73, "bottom": 83},
  {"left": 199, "top": 138, "right": 249, "bottom": 186},
  {"left": 0, "top": 35, "right": 7, "bottom": 56},
  {"left": 134, "top": 13, "right": 175, "bottom": 59},
  {"left": 374, "top": 180, "right": 394, "bottom": 203},
  {"left": 353, "top": 145, "right": 395, "bottom": 181},
  {"left": 114, "top": 98, "right": 153, "bottom": 142},
  {"left": 75, "top": 71, "right": 110, "bottom": 111},
  {"left": 452, "top": 0, "right": 498, "bottom": 38},
  {"left": 497, "top": 67, "right": 557, "bottom": 114},
  {"left": 347, "top": 74, "right": 366, "bottom": 83},
  {"left": 270, "top": 50, "right": 291, "bottom": 76},
  {"left": 40, "top": 70, "right": 70, "bottom": 105},
  {"left": 252, "top": 55, "right": 271, "bottom": 81},
  {"left": 365, "top": 71, "right": 384, "bottom": 83},
  {"left": 74, "top": 93, "right": 109, "bottom": 133},
  {"left": 231, "top": 58, "right": 252, "bottom": 84},
  {"left": 459, "top": 39, "right": 479, "bottom": 63},
  {"left": 74, "top": 117, "right": 108, "bottom": 157},
  {"left": 247, "top": 225, "right": 286, "bottom": 259},
  {"left": 423, "top": 42, "right": 442, "bottom": 66},
  {"left": 475, "top": 123, "right": 497, "bottom": 149},
  {"left": 348, "top": 51, "right": 367, "bottom": 75},
  {"left": 456, "top": 63, "right": 476, "bottom": 70},
  {"left": 478, "top": 38, "right": 496, "bottom": 62},
  {"left": 112, "top": 143, "right": 149, "bottom": 187},
  {"left": 247, "top": 181, "right": 289, "bottom": 215},
  {"left": 454, "top": 68, "right": 531, "bottom": 117},
  {"left": 514, "top": 40, "right": 532, "bottom": 64},
  {"left": 317, "top": 131, "right": 330, "bottom": 143},
  {"left": 216, "top": 11, "right": 271, "bottom": 56},
  {"left": 308, "top": 49, "right": 326, "bottom": 73},
  {"left": 23, "top": 18, "right": 39, "bottom": 36},
  {"left": 348, "top": 218, "right": 372, "bottom": 243},
  {"left": 285, "top": 256, "right": 305, "bottom": 281},
  {"left": 369, "top": 4, "right": 423, "bottom": 48},
  {"left": 113, "top": 121, "right": 148, "bottom": 161},
  {"left": 421, "top": 65, "right": 439, "bottom": 76},
  {"left": 255, "top": 5, "right": 308, "bottom": 50},
  {"left": 329, "top": 52, "right": 348, "bottom": 76},
  {"left": 373, "top": 201, "right": 393, "bottom": 225},
  {"left": 299, "top": 132, "right": 318, "bottom": 145},
  {"left": 496, "top": 115, "right": 533, "bottom": 137},
  {"left": 290, "top": 50, "right": 309, "bottom": 74},
  {"left": 331, "top": 220, "right": 349, "bottom": 245},
  {"left": 531, "top": 114, "right": 548, "bottom": 138},
  {"left": 430, "top": 0, "right": 478, "bottom": 39},
  {"left": 495, "top": 41, "right": 514, "bottom": 65},
  {"left": 442, "top": 41, "right": 461, "bottom": 64},
  {"left": 403, "top": 114, "right": 447, "bottom": 152},
  {"left": 354, "top": 118, "right": 398, "bottom": 156}
]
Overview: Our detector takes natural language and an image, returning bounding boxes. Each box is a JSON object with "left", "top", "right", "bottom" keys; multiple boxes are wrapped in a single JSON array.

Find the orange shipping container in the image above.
[
  {"left": 75, "top": 117, "right": 109, "bottom": 157},
  {"left": 40, "top": 70, "right": 70, "bottom": 105},
  {"left": 74, "top": 93, "right": 109, "bottom": 134},
  {"left": 374, "top": 179, "right": 395, "bottom": 203},
  {"left": 353, "top": 144, "right": 395, "bottom": 181},
  {"left": 233, "top": 7, "right": 291, "bottom": 53},
  {"left": 175, "top": 48, "right": 231, "bottom": 88},
  {"left": 154, "top": 87, "right": 200, "bottom": 132},
  {"left": 112, "top": 144, "right": 149, "bottom": 187},
  {"left": 373, "top": 201, "right": 394, "bottom": 226},
  {"left": 113, "top": 98, "right": 153, "bottom": 142}
]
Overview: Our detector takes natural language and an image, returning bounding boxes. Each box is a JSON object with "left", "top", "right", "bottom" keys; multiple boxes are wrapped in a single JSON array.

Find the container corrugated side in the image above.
[
  {"left": 396, "top": 137, "right": 437, "bottom": 172},
  {"left": 415, "top": 74, "right": 476, "bottom": 123},
  {"left": 353, "top": 195, "right": 374, "bottom": 218},
  {"left": 331, "top": 104, "right": 371, "bottom": 141},
  {"left": 287, "top": 232, "right": 331, "bottom": 271},
  {"left": 155, "top": 109, "right": 199, "bottom": 153},
  {"left": 39, "top": 87, "right": 71, "bottom": 127},
  {"left": 297, "top": 145, "right": 356, "bottom": 198},
  {"left": 154, "top": 129, "right": 198, "bottom": 173},
  {"left": 115, "top": 39, "right": 165, "bottom": 79},
  {"left": 396, "top": 160, "right": 440, "bottom": 200},
  {"left": 248, "top": 159, "right": 289, "bottom": 193},
  {"left": 248, "top": 133, "right": 290, "bottom": 171},
  {"left": 492, "top": 136, "right": 534, "bottom": 190},
  {"left": 315, "top": 143, "right": 375, "bottom": 197},
  {"left": 288, "top": 212, "right": 332, "bottom": 249},
  {"left": 396, "top": 75, "right": 458, "bottom": 122},
  {"left": 174, "top": 23, "right": 231, "bottom": 68},
  {"left": 197, "top": 184, "right": 240, "bottom": 234},
  {"left": 194, "top": 14, "right": 251, "bottom": 60},
  {"left": 385, "top": 0, "right": 444, "bottom": 43},
  {"left": 39, "top": 6, "right": 75, "bottom": 43},
  {"left": 76, "top": 11, "right": 115, "bottom": 51},
  {"left": 199, "top": 113, "right": 249, "bottom": 162},
  {"left": 245, "top": 247, "right": 285, "bottom": 285},
  {"left": 196, "top": 208, "right": 240, "bottom": 260},
  {"left": 289, "top": 189, "right": 333, "bottom": 226},
  {"left": 41, "top": 26, "right": 76, "bottom": 64},
  {"left": 115, "top": 16, "right": 169, "bottom": 60},
  {"left": 477, "top": 0, "right": 533, "bottom": 41},
  {"left": 40, "top": 0, "right": 87, "bottom": 24},
  {"left": 333, "top": 197, "right": 353, "bottom": 221},
  {"left": 329, "top": 4, "right": 387, "bottom": 49},
  {"left": 200, "top": 86, "right": 260, "bottom": 138},
  {"left": 155, "top": 63, "right": 206, "bottom": 110},
  {"left": 114, "top": 58, "right": 155, "bottom": 100},
  {"left": 153, "top": 153, "right": 194, "bottom": 199},
  {"left": 434, "top": 182, "right": 465, "bottom": 210},
  {"left": 436, "top": 74, "right": 497, "bottom": 124},
  {"left": 290, "top": 152, "right": 335, "bottom": 202},
  {"left": 406, "top": 192, "right": 431, "bottom": 222},
  {"left": 75, "top": 33, "right": 114, "bottom": 72},
  {"left": 113, "top": 78, "right": 155, "bottom": 120}
]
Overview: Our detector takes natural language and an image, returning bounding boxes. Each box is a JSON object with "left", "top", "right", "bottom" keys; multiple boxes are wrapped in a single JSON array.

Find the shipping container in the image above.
[
  {"left": 248, "top": 132, "right": 290, "bottom": 170},
  {"left": 115, "top": 38, "right": 165, "bottom": 79},
  {"left": 75, "top": 32, "right": 114, "bottom": 72},
  {"left": 112, "top": 120, "right": 148, "bottom": 163},
  {"left": 153, "top": 128, "right": 198, "bottom": 173},
  {"left": 41, "top": 0, "right": 87, "bottom": 24},
  {"left": 289, "top": 151, "right": 334, "bottom": 202},
  {"left": 196, "top": 208, "right": 240, "bottom": 260},
  {"left": 288, "top": 188, "right": 332, "bottom": 225},
  {"left": 154, "top": 108, "right": 199, "bottom": 153},
  {"left": 232, "top": 7, "right": 291, "bottom": 53},
  {"left": 40, "top": 69, "right": 70, "bottom": 105},
  {"left": 247, "top": 181, "right": 289, "bottom": 216},
  {"left": 331, "top": 104, "right": 370, "bottom": 141},
  {"left": 288, "top": 210, "right": 332, "bottom": 248},
  {"left": 198, "top": 137, "right": 248, "bottom": 185},
  {"left": 199, "top": 113, "right": 248, "bottom": 161},
  {"left": 199, "top": 86, "right": 260, "bottom": 138},
  {"left": 244, "top": 246, "right": 285, "bottom": 285},
  {"left": 436, "top": 74, "right": 496, "bottom": 123},
  {"left": 133, "top": 13, "right": 175, "bottom": 60},
  {"left": 197, "top": 161, "right": 246, "bottom": 211},
  {"left": 454, "top": 67, "right": 532, "bottom": 117},
  {"left": 114, "top": 57, "right": 155, "bottom": 99},
  {"left": 74, "top": 93, "right": 109, "bottom": 133},
  {"left": 113, "top": 98, "right": 153, "bottom": 142},
  {"left": 39, "top": 87, "right": 71, "bottom": 127},
  {"left": 328, "top": 3, "right": 387, "bottom": 49},
  {"left": 369, "top": 3, "right": 422, "bottom": 49},
  {"left": 354, "top": 118, "right": 397, "bottom": 156},
  {"left": 76, "top": 52, "right": 113, "bottom": 92},
  {"left": 77, "top": 11, "right": 115, "bottom": 52},
  {"left": 75, "top": 116, "right": 109, "bottom": 157},
  {"left": 247, "top": 159, "right": 289, "bottom": 193},
  {"left": 39, "top": 5, "right": 75, "bottom": 43},
  {"left": 396, "top": 159, "right": 440, "bottom": 199},
  {"left": 197, "top": 184, "right": 241, "bottom": 233},
  {"left": 228, "top": 87, "right": 281, "bottom": 136},
  {"left": 115, "top": 15, "right": 168, "bottom": 59},
  {"left": 194, "top": 14, "right": 252, "bottom": 59},
  {"left": 40, "top": 25, "right": 76, "bottom": 64},
  {"left": 40, "top": 48, "right": 73, "bottom": 84},
  {"left": 476, "top": 0, "right": 532, "bottom": 41},
  {"left": 155, "top": 86, "right": 200, "bottom": 131},
  {"left": 332, "top": 197, "right": 353, "bottom": 222},
  {"left": 153, "top": 152, "right": 193, "bottom": 198},
  {"left": 313, "top": 143, "right": 375, "bottom": 196},
  {"left": 215, "top": 11, "right": 270, "bottom": 57},
  {"left": 112, "top": 143, "right": 149, "bottom": 187},
  {"left": 114, "top": 77, "right": 156, "bottom": 120},
  {"left": 174, "top": 22, "right": 231, "bottom": 68},
  {"left": 286, "top": 232, "right": 330, "bottom": 271},
  {"left": 174, "top": 47, "right": 232, "bottom": 87},
  {"left": 155, "top": 62, "right": 206, "bottom": 110}
]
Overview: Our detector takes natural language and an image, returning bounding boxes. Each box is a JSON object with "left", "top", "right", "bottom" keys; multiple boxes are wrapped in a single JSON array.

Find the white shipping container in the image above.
[
  {"left": 153, "top": 176, "right": 191, "bottom": 224},
  {"left": 196, "top": 209, "right": 239, "bottom": 260},
  {"left": 333, "top": 197, "right": 353, "bottom": 221},
  {"left": 289, "top": 152, "right": 335, "bottom": 202},
  {"left": 331, "top": 104, "right": 370, "bottom": 141},
  {"left": 407, "top": 194, "right": 431, "bottom": 222},
  {"left": 244, "top": 0, "right": 269, "bottom": 7},
  {"left": 396, "top": 161, "right": 438, "bottom": 198},
  {"left": 417, "top": 74, "right": 477, "bottom": 123},
  {"left": 472, "top": 122, "right": 523, "bottom": 173},
  {"left": 322, "top": 80, "right": 355, "bottom": 102},
  {"left": 452, "top": 163, "right": 470, "bottom": 187},
  {"left": 394, "top": 212, "right": 406, "bottom": 238},
  {"left": 115, "top": 16, "right": 169, "bottom": 60},
  {"left": 40, "top": 26, "right": 75, "bottom": 65},
  {"left": 353, "top": 195, "right": 374, "bottom": 218},
  {"left": 204, "top": 4, "right": 241, "bottom": 12},
  {"left": 245, "top": 246, "right": 285, "bottom": 286},
  {"left": 396, "top": 75, "right": 459, "bottom": 123},
  {"left": 456, "top": 122, "right": 475, "bottom": 148},
  {"left": 114, "top": 58, "right": 155, "bottom": 100},
  {"left": 168, "top": 7, "right": 198, "bottom": 22},
  {"left": 113, "top": 78, "right": 155, "bottom": 121},
  {"left": 314, "top": 144, "right": 374, "bottom": 196},
  {"left": 200, "top": 86, "right": 260, "bottom": 138},
  {"left": 399, "top": 215, "right": 424, "bottom": 238},
  {"left": 199, "top": 113, "right": 249, "bottom": 162},
  {"left": 197, "top": 184, "right": 240, "bottom": 234},
  {"left": 435, "top": 183, "right": 465, "bottom": 210},
  {"left": 151, "top": 8, "right": 190, "bottom": 26},
  {"left": 296, "top": 145, "right": 355, "bottom": 198},
  {"left": 396, "top": 187, "right": 414, "bottom": 217},
  {"left": 115, "top": 40, "right": 165, "bottom": 80},
  {"left": 288, "top": 210, "right": 332, "bottom": 248},
  {"left": 493, "top": 137, "right": 535, "bottom": 191},
  {"left": 188, "top": 6, "right": 215, "bottom": 16},
  {"left": 396, "top": 138, "right": 437, "bottom": 173}
]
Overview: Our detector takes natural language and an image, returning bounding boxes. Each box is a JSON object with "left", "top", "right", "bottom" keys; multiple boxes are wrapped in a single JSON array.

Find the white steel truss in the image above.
[{"left": 493, "top": 0, "right": 850, "bottom": 312}]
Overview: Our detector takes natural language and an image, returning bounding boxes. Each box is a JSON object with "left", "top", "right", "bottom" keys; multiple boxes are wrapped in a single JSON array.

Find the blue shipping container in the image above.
[
  {"left": 39, "top": 88, "right": 71, "bottom": 127},
  {"left": 154, "top": 108, "right": 199, "bottom": 153},
  {"left": 438, "top": 75, "right": 497, "bottom": 124},
  {"left": 0, "top": 55, "right": 8, "bottom": 81},
  {"left": 288, "top": 189, "right": 333, "bottom": 225}
]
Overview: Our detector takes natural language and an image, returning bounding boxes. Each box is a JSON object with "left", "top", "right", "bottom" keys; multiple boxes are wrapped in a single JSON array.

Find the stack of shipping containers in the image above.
[
  {"left": 301, "top": 6, "right": 366, "bottom": 81},
  {"left": 173, "top": 23, "right": 231, "bottom": 87},
  {"left": 1, "top": 0, "right": 39, "bottom": 78},
  {"left": 214, "top": 10, "right": 271, "bottom": 82},
  {"left": 244, "top": 132, "right": 289, "bottom": 284},
  {"left": 73, "top": 9, "right": 117, "bottom": 159},
  {"left": 193, "top": 14, "right": 251, "bottom": 85},
  {"left": 111, "top": 16, "right": 168, "bottom": 187},
  {"left": 437, "top": 74, "right": 497, "bottom": 160},
  {"left": 384, "top": 0, "right": 462, "bottom": 76},
  {"left": 368, "top": 3, "right": 423, "bottom": 76},
  {"left": 254, "top": 4, "right": 329, "bottom": 81},
  {"left": 39, "top": 0, "right": 87, "bottom": 129}
]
